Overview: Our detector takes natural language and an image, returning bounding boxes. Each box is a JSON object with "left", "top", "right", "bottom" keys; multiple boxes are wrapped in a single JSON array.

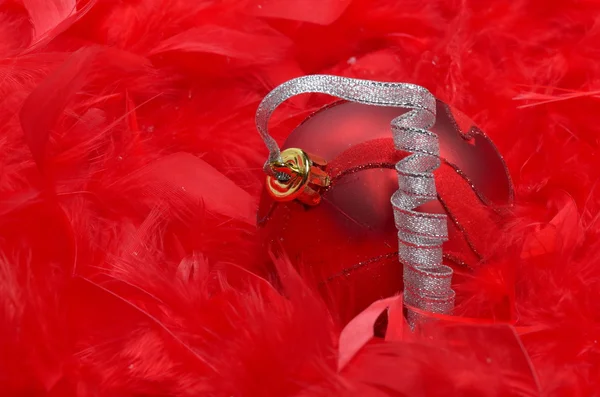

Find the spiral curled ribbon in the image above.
[{"left": 256, "top": 75, "right": 454, "bottom": 321}]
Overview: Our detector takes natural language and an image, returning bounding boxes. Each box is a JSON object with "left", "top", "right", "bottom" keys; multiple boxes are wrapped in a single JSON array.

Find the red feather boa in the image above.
[{"left": 1, "top": 0, "right": 599, "bottom": 395}]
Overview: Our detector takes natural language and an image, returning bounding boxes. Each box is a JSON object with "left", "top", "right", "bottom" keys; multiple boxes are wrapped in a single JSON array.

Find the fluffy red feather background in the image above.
[{"left": 0, "top": 0, "right": 599, "bottom": 396}]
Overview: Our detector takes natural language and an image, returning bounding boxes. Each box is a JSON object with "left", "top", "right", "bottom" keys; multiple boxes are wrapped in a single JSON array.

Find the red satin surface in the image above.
[{"left": 258, "top": 100, "right": 513, "bottom": 323}]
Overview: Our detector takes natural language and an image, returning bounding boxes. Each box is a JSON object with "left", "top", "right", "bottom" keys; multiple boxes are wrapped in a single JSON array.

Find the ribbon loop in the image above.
[{"left": 255, "top": 75, "right": 454, "bottom": 323}]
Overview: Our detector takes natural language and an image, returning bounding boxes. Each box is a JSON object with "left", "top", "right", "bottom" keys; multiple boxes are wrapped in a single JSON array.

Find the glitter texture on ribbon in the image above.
[{"left": 255, "top": 75, "right": 454, "bottom": 321}]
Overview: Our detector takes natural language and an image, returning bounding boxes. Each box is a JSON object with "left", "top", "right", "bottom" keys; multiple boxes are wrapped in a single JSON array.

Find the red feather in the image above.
[
  {"left": 21, "top": 0, "right": 76, "bottom": 39},
  {"left": 1, "top": 0, "right": 600, "bottom": 395},
  {"left": 248, "top": 0, "right": 352, "bottom": 25}
]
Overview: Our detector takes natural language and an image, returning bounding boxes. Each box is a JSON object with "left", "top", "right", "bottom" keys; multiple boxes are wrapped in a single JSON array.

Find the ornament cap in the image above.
[{"left": 266, "top": 148, "right": 330, "bottom": 206}]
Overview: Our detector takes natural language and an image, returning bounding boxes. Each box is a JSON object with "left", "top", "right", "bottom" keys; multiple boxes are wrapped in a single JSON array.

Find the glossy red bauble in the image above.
[{"left": 258, "top": 100, "right": 513, "bottom": 324}]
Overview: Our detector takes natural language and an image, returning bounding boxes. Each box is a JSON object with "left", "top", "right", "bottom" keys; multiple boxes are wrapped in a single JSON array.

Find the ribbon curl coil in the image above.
[{"left": 256, "top": 75, "right": 454, "bottom": 320}]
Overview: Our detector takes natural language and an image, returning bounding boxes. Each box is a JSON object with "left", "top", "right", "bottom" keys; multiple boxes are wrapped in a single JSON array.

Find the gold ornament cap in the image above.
[{"left": 266, "top": 148, "right": 330, "bottom": 206}]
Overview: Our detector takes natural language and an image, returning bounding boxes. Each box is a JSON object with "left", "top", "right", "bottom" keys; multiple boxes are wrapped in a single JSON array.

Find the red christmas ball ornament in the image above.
[{"left": 258, "top": 91, "right": 513, "bottom": 324}]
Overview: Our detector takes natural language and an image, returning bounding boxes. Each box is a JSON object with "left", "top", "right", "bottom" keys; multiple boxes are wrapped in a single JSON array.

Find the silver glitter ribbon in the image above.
[{"left": 256, "top": 75, "right": 454, "bottom": 321}]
